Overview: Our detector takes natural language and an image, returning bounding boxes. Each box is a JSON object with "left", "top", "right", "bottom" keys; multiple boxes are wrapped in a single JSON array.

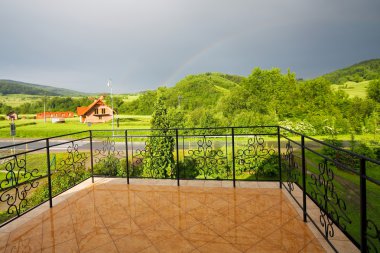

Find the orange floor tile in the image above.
[{"left": 0, "top": 183, "right": 327, "bottom": 253}]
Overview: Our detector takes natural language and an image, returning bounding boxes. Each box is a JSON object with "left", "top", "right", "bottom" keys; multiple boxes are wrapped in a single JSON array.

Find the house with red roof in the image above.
[{"left": 76, "top": 96, "right": 114, "bottom": 123}]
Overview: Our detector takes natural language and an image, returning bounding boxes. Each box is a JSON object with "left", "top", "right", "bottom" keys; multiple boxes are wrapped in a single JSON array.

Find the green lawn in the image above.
[
  {"left": 331, "top": 81, "right": 370, "bottom": 98},
  {"left": 0, "top": 115, "right": 151, "bottom": 138},
  {"left": 119, "top": 94, "right": 140, "bottom": 102},
  {"left": 0, "top": 94, "right": 44, "bottom": 107}
]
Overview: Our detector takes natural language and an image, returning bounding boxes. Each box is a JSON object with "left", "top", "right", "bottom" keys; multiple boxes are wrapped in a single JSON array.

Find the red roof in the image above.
[
  {"left": 76, "top": 97, "right": 108, "bottom": 116},
  {"left": 76, "top": 107, "right": 88, "bottom": 116}
]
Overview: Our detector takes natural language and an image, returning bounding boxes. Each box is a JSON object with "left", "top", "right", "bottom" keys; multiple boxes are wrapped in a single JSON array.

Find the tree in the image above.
[
  {"left": 367, "top": 79, "right": 380, "bottom": 103},
  {"left": 0, "top": 102, "right": 12, "bottom": 114},
  {"left": 119, "top": 90, "right": 157, "bottom": 115},
  {"left": 142, "top": 96, "right": 175, "bottom": 178},
  {"left": 167, "top": 108, "right": 186, "bottom": 129}
]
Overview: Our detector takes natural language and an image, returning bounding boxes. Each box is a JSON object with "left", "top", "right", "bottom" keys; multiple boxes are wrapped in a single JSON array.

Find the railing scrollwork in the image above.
[
  {"left": 235, "top": 135, "right": 275, "bottom": 180},
  {"left": 309, "top": 160, "right": 352, "bottom": 238},
  {"left": 185, "top": 136, "right": 227, "bottom": 179},
  {"left": 0, "top": 155, "right": 40, "bottom": 216},
  {"left": 56, "top": 143, "right": 88, "bottom": 186},
  {"left": 282, "top": 141, "right": 300, "bottom": 192},
  {"left": 94, "top": 137, "right": 124, "bottom": 162},
  {"left": 367, "top": 220, "right": 380, "bottom": 253}
]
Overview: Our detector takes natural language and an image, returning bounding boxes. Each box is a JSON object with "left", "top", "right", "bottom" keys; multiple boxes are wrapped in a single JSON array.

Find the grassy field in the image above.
[
  {"left": 331, "top": 81, "right": 369, "bottom": 98},
  {"left": 0, "top": 94, "right": 93, "bottom": 108},
  {"left": 119, "top": 94, "right": 140, "bottom": 102},
  {"left": 0, "top": 115, "right": 151, "bottom": 138},
  {"left": 0, "top": 94, "right": 45, "bottom": 107}
]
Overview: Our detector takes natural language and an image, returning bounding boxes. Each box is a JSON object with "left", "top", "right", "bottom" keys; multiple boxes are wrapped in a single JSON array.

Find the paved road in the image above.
[
  {"left": 0, "top": 139, "right": 132, "bottom": 152},
  {"left": 0, "top": 137, "right": 301, "bottom": 156}
]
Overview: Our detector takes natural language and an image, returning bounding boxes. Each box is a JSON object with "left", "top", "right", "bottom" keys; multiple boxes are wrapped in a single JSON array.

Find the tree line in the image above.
[
  {"left": 2, "top": 68, "right": 380, "bottom": 138},
  {"left": 121, "top": 69, "right": 380, "bottom": 136}
]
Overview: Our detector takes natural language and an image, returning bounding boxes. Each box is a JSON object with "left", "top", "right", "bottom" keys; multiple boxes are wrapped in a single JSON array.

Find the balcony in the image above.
[{"left": 0, "top": 126, "right": 379, "bottom": 252}]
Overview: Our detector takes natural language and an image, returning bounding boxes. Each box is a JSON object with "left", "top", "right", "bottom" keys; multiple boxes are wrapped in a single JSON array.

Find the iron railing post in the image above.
[
  {"left": 89, "top": 130, "right": 94, "bottom": 183},
  {"left": 46, "top": 139, "right": 53, "bottom": 208},
  {"left": 125, "top": 130, "right": 130, "bottom": 184},
  {"left": 360, "top": 158, "right": 367, "bottom": 253},
  {"left": 176, "top": 129, "right": 180, "bottom": 186},
  {"left": 232, "top": 127, "right": 236, "bottom": 188},
  {"left": 277, "top": 126, "right": 282, "bottom": 189},
  {"left": 301, "top": 135, "right": 307, "bottom": 222}
]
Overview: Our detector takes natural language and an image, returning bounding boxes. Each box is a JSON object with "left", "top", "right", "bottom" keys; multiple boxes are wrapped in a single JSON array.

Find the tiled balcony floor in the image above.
[{"left": 0, "top": 180, "right": 327, "bottom": 253}]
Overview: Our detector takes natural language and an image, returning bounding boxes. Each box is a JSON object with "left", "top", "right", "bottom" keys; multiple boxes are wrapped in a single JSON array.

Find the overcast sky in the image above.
[{"left": 1, "top": 0, "right": 380, "bottom": 93}]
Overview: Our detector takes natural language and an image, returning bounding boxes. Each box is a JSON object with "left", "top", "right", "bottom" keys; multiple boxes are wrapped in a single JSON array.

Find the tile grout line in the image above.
[
  {"left": 93, "top": 194, "right": 121, "bottom": 253},
  {"left": 69, "top": 188, "right": 92, "bottom": 253},
  {"left": 280, "top": 187, "right": 335, "bottom": 253},
  {"left": 134, "top": 186, "right": 212, "bottom": 252},
  {"left": 113, "top": 188, "right": 160, "bottom": 253},
  {"left": 2, "top": 231, "right": 10, "bottom": 253}
]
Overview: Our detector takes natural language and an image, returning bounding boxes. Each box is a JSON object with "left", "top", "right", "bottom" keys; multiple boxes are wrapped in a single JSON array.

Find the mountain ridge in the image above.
[
  {"left": 0, "top": 80, "right": 88, "bottom": 96},
  {"left": 320, "top": 58, "right": 380, "bottom": 84}
]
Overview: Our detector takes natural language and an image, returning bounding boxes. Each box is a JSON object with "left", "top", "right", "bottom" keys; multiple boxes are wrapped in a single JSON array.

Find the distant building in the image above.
[
  {"left": 76, "top": 96, "right": 114, "bottom": 123},
  {"left": 51, "top": 118, "right": 65, "bottom": 124},
  {"left": 36, "top": 111, "right": 74, "bottom": 119},
  {"left": 6, "top": 112, "right": 18, "bottom": 120}
]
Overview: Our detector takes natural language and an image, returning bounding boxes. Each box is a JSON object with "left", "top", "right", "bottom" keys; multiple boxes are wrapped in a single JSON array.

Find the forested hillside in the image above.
[
  {"left": 119, "top": 68, "right": 379, "bottom": 136},
  {"left": 321, "top": 59, "right": 380, "bottom": 84},
  {"left": 0, "top": 80, "right": 87, "bottom": 96},
  {"left": 118, "top": 72, "right": 242, "bottom": 114}
]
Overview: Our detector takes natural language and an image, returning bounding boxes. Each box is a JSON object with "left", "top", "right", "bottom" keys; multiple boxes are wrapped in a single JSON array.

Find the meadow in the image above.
[
  {"left": 331, "top": 80, "right": 369, "bottom": 98},
  {"left": 0, "top": 115, "right": 151, "bottom": 138},
  {"left": 0, "top": 94, "right": 44, "bottom": 107}
]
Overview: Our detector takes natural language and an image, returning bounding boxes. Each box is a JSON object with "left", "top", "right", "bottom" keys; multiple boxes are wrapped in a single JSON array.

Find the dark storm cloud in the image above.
[{"left": 0, "top": 0, "right": 379, "bottom": 93}]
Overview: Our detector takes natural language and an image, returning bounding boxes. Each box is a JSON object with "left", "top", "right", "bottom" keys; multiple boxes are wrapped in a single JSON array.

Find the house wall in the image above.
[{"left": 83, "top": 105, "right": 113, "bottom": 123}]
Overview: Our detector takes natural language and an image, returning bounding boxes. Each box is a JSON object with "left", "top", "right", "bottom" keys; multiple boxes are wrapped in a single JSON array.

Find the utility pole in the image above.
[
  {"left": 44, "top": 93, "right": 46, "bottom": 123},
  {"left": 107, "top": 79, "right": 114, "bottom": 136}
]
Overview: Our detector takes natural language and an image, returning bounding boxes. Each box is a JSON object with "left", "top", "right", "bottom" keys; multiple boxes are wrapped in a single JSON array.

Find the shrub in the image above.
[
  {"left": 94, "top": 156, "right": 126, "bottom": 177},
  {"left": 178, "top": 158, "right": 200, "bottom": 179}
]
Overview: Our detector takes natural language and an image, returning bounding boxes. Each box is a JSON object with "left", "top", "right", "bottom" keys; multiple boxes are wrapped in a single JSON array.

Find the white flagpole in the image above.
[{"left": 107, "top": 79, "right": 114, "bottom": 137}]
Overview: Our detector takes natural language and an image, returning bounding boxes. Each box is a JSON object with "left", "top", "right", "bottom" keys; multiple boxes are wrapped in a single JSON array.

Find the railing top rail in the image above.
[
  {"left": 48, "top": 136, "right": 90, "bottom": 148},
  {"left": 91, "top": 125, "right": 279, "bottom": 132}
]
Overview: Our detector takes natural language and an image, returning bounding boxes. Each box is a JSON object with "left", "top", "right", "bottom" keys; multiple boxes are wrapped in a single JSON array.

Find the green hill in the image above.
[
  {"left": 321, "top": 59, "right": 380, "bottom": 84},
  {"left": 120, "top": 72, "right": 242, "bottom": 114},
  {"left": 166, "top": 73, "right": 241, "bottom": 109},
  {"left": 0, "top": 80, "right": 88, "bottom": 96}
]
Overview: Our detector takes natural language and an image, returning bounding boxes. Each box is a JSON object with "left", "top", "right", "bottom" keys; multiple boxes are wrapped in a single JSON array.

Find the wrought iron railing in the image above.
[{"left": 0, "top": 126, "right": 378, "bottom": 253}]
